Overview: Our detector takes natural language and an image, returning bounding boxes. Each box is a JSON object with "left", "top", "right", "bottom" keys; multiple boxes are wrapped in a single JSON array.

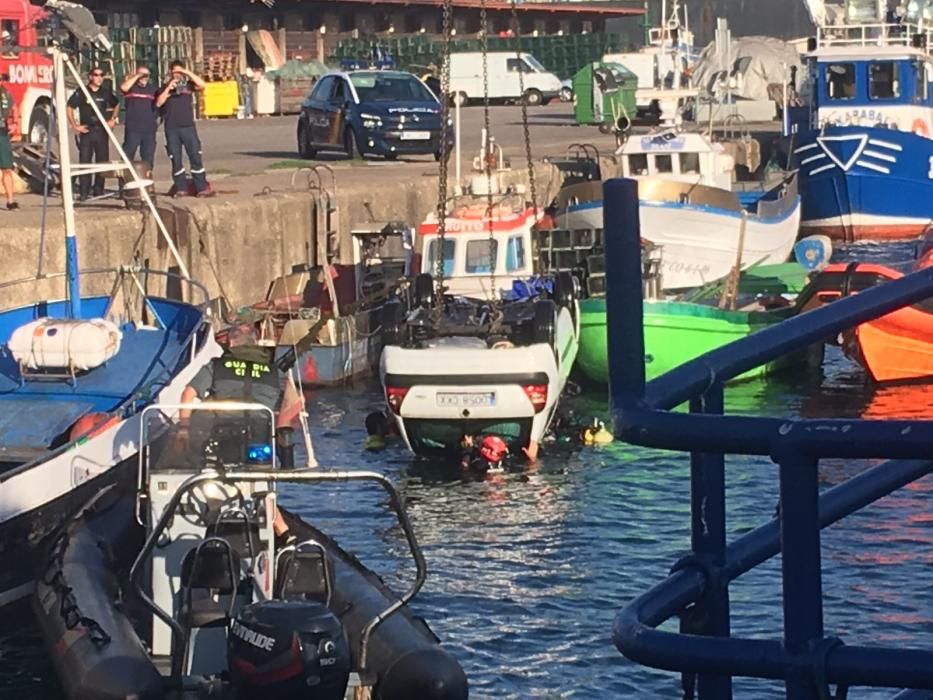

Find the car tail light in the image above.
[
  {"left": 386, "top": 386, "right": 410, "bottom": 414},
  {"left": 522, "top": 384, "right": 548, "bottom": 413}
]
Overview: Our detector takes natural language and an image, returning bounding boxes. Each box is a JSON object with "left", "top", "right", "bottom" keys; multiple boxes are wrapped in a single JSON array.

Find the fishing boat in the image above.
[
  {"left": 379, "top": 191, "right": 579, "bottom": 458},
  {"left": 789, "top": 1, "right": 933, "bottom": 241},
  {"left": 553, "top": 133, "right": 801, "bottom": 291},
  {"left": 0, "top": 45, "right": 217, "bottom": 606},
  {"left": 799, "top": 250, "right": 933, "bottom": 383},
  {"left": 32, "top": 403, "right": 468, "bottom": 700},
  {"left": 248, "top": 222, "right": 413, "bottom": 387},
  {"left": 577, "top": 296, "right": 819, "bottom": 384}
]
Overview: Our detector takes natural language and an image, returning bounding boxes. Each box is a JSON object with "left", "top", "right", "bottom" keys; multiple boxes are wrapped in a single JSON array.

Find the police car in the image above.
[{"left": 297, "top": 69, "right": 452, "bottom": 161}]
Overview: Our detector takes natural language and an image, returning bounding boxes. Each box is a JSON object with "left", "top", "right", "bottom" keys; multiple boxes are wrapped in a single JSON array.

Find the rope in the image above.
[
  {"left": 480, "top": 0, "right": 498, "bottom": 306},
  {"left": 433, "top": 0, "right": 455, "bottom": 321}
]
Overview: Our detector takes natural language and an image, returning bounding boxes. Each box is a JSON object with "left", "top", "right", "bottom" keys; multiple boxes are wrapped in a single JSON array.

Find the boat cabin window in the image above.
[
  {"left": 869, "top": 61, "right": 899, "bottom": 99},
  {"left": 825, "top": 63, "right": 856, "bottom": 100},
  {"left": 628, "top": 153, "right": 649, "bottom": 176},
  {"left": 680, "top": 152, "right": 700, "bottom": 174},
  {"left": 916, "top": 61, "right": 929, "bottom": 102},
  {"left": 426, "top": 238, "right": 455, "bottom": 277},
  {"left": 654, "top": 154, "right": 673, "bottom": 174},
  {"left": 506, "top": 235, "right": 526, "bottom": 272},
  {"left": 465, "top": 239, "right": 498, "bottom": 274}
]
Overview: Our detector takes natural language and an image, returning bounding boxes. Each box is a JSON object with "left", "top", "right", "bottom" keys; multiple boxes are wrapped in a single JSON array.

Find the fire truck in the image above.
[{"left": 0, "top": 0, "right": 51, "bottom": 143}]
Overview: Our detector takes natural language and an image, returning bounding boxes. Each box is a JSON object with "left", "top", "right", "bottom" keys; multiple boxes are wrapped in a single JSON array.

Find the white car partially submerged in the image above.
[{"left": 379, "top": 202, "right": 579, "bottom": 459}]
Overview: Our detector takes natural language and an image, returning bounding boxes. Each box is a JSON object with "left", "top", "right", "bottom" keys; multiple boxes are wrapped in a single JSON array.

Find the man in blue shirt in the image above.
[
  {"left": 155, "top": 60, "right": 213, "bottom": 197},
  {"left": 119, "top": 65, "right": 158, "bottom": 176}
]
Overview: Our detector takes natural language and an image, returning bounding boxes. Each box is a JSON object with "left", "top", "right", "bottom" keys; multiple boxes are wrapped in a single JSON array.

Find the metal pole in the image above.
[
  {"left": 53, "top": 48, "right": 81, "bottom": 318},
  {"left": 455, "top": 92, "right": 462, "bottom": 189},
  {"left": 778, "top": 454, "right": 824, "bottom": 700},
  {"left": 688, "top": 383, "right": 732, "bottom": 699},
  {"left": 604, "top": 178, "right": 646, "bottom": 408}
]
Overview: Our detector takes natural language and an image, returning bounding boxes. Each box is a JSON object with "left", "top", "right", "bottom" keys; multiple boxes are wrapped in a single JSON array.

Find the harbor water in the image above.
[{"left": 2, "top": 245, "right": 931, "bottom": 699}]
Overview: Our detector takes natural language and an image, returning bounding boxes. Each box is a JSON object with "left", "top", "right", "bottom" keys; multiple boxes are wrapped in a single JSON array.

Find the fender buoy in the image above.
[
  {"left": 912, "top": 118, "right": 929, "bottom": 136},
  {"left": 301, "top": 355, "right": 319, "bottom": 385}
]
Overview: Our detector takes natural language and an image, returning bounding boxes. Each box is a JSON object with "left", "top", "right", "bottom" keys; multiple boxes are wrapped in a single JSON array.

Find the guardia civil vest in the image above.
[{"left": 210, "top": 346, "right": 279, "bottom": 408}]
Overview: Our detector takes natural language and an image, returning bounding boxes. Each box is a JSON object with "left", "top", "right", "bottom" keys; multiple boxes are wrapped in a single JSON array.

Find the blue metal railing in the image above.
[{"left": 603, "top": 178, "right": 933, "bottom": 700}]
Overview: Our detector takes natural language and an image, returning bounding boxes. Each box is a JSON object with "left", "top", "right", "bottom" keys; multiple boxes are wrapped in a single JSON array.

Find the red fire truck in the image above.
[{"left": 0, "top": 0, "right": 51, "bottom": 143}]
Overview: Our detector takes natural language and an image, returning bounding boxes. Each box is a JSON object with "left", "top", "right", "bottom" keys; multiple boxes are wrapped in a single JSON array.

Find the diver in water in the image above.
[
  {"left": 459, "top": 434, "right": 510, "bottom": 474},
  {"left": 364, "top": 409, "right": 399, "bottom": 451}
]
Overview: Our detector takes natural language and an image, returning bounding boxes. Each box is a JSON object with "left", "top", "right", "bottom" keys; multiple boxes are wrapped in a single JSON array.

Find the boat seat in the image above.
[
  {"left": 179, "top": 590, "right": 229, "bottom": 629},
  {"left": 274, "top": 540, "right": 332, "bottom": 605},
  {"left": 205, "top": 509, "right": 261, "bottom": 562},
  {"left": 179, "top": 538, "right": 240, "bottom": 630}
]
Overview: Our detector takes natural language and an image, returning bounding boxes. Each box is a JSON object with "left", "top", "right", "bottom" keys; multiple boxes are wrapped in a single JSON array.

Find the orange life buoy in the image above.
[
  {"left": 70, "top": 412, "right": 119, "bottom": 441},
  {"left": 912, "top": 118, "right": 929, "bottom": 136}
]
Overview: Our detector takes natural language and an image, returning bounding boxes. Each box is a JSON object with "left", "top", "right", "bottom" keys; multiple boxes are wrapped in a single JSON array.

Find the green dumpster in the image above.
[{"left": 572, "top": 62, "right": 637, "bottom": 133}]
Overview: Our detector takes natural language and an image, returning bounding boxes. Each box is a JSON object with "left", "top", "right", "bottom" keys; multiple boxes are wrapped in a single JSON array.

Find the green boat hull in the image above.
[{"left": 577, "top": 298, "right": 808, "bottom": 384}]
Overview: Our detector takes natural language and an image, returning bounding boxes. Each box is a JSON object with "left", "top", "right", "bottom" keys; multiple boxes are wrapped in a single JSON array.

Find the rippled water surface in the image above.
[{"left": 3, "top": 243, "right": 933, "bottom": 698}]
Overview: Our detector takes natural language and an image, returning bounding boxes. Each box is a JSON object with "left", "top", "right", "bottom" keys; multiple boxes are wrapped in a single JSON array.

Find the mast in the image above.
[{"left": 52, "top": 47, "right": 81, "bottom": 319}]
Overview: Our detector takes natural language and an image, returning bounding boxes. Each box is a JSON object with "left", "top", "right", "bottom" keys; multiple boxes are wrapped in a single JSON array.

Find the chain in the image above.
[
  {"left": 433, "top": 0, "right": 454, "bottom": 318},
  {"left": 479, "top": 0, "right": 497, "bottom": 304},
  {"left": 510, "top": 0, "right": 538, "bottom": 221}
]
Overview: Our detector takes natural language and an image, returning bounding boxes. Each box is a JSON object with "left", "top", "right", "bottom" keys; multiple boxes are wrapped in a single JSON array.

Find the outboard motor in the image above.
[{"left": 228, "top": 600, "right": 350, "bottom": 700}]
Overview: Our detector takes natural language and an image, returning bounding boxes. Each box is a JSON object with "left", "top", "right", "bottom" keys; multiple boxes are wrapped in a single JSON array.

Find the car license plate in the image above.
[
  {"left": 436, "top": 392, "right": 496, "bottom": 408},
  {"left": 400, "top": 130, "right": 431, "bottom": 140}
]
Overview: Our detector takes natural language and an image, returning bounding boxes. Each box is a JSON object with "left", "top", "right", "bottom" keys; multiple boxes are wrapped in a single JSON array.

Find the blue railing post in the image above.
[
  {"left": 603, "top": 178, "right": 646, "bottom": 408},
  {"left": 778, "top": 455, "right": 824, "bottom": 700},
  {"left": 687, "top": 383, "right": 732, "bottom": 699}
]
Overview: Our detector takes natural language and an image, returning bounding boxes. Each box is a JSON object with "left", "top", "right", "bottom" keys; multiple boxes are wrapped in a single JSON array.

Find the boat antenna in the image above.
[{"left": 433, "top": 0, "right": 454, "bottom": 318}]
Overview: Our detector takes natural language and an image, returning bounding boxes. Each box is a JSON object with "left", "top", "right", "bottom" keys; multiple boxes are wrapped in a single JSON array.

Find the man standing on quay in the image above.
[
  {"left": 67, "top": 66, "right": 119, "bottom": 201},
  {"left": 0, "top": 73, "right": 18, "bottom": 211},
  {"left": 120, "top": 65, "right": 158, "bottom": 176},
  {"left": 156, "top": 60, "right": 213, "bottom": 197}
]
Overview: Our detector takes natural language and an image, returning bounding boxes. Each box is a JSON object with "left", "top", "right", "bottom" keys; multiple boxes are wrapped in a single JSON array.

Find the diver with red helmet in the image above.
[{"left": 459, "top": 434, "right": 511, "bottom": 474}]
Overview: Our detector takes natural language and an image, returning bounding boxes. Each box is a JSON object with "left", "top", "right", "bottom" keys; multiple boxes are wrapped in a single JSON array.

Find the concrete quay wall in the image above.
[{"left": 2, "top": 162, "right": 564, "bottom": 311}]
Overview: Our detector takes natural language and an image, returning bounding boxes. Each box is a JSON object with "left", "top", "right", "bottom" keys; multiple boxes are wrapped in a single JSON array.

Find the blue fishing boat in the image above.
[
  {"left": 791, "top": 2, "right": 933, "bottom": 241},
  {"left": 0, "top": 47, "right": 217, "bottom": 606}
]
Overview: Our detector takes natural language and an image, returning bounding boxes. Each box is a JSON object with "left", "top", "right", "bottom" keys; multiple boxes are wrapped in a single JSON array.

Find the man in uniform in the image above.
[
  {"left": 178, "top": 325, "right": 299, "bottom": 545},
  {"left": 67, "top": 66, "right": 119, "bottom": 200},
  {"left": 0, "top": 73, "right": 18, "bottom": 211},
  {"left": 156, "top": 60, "right": 213, "bottom": 197},
  {"left": 119, "top": 65, "right": 158, "bottom": 176}
]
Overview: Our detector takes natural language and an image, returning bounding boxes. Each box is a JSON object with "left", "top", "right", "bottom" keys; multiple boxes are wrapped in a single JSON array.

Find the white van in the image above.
[{"left": 449, "top": 52, "right": 562, "bottom": 106}]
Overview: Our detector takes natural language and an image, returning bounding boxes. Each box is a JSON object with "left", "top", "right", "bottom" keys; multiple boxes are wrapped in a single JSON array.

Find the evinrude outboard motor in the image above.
[{"left": 228, "top": 600, "right": 351, "bottom": 699}]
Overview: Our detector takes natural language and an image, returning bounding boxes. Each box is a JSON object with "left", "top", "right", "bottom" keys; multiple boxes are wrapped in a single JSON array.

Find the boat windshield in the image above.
[
  {"left": 426, "top": 238, "right": 455, "bottom": 276},
  {"left": 351, "top": 72, "right": 436, "bottom": 102}
]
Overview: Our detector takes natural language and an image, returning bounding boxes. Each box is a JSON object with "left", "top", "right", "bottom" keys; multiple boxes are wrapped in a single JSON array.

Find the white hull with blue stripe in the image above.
[{"left": 556, "top": 175, "right": 801, "bottom": 290}]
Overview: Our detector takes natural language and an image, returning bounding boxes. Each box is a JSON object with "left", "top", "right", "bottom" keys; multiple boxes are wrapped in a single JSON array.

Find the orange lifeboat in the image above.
[{"left": 812, "top": 259, "right": 933, "bottom": 383}]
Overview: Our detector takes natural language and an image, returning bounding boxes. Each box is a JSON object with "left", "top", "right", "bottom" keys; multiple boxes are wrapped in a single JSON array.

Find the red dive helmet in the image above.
[{"left": 479, "top": 435, "right": 508, "bottom": 464}]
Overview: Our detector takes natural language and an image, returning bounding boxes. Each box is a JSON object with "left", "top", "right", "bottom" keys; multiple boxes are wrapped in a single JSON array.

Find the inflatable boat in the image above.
[{"left": 32, "top": 403, "right": 468, "bottom": 700}]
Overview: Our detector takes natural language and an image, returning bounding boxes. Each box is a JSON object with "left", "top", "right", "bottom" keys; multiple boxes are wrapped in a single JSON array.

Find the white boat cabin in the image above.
[
  {"left": 619, "top": 130, "right": 735, "bottom": 190},
  {"left": 418, "top": 205, "right": 539, "bottom": 299}
]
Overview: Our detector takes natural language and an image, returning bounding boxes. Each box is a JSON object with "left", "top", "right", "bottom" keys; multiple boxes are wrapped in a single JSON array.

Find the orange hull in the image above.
[{"left": 854, "top": 308, "right": 933, "bottom": 383}]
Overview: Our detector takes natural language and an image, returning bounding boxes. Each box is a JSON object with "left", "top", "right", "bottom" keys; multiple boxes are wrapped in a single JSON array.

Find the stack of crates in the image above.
[
  {"left": 535, "top": 228, "right": 604, "bottom": 295},
  {"left": 331, "top": 33, "right": 631, "bottom": 81}
]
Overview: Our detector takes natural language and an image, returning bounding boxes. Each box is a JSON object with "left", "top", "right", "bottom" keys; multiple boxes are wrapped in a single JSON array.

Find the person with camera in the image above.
[
  {"left": 67, "top": 66, "right": 119, "bottom": 201},
  {"left": 119, "top": 65, "right": 158, "bottom": 176},
  {"left": 155, "top": 60, "right": 213, "bottom": 197},
  {"left": 0, "top": 73, "right": 18, "bottom": 211}
]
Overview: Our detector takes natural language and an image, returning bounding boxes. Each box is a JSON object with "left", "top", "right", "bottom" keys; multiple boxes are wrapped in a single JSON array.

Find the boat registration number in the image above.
[
  {"left": 436, "top": 392, "right": 496, "bottom": 408},
  {"left": 400, "top": 130, "right": 431, "bottom": 140}
]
